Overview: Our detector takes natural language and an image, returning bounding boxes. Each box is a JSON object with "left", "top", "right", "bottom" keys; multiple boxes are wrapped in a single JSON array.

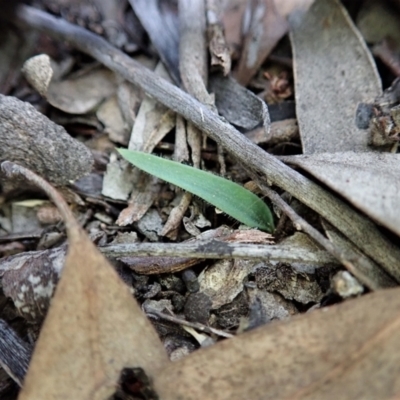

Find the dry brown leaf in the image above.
[
  {"left": 290, "top": 0, "right": 382, "bottom": 153},
  {"left": 155, "top": 287, "right": 400, "bottom": 400},
  {"left": 0, "top": 163, "right": 169, "bottom": 400}
]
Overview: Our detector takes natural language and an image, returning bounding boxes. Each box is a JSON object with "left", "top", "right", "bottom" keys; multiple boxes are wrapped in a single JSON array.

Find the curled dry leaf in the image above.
[
  {"left": 1, "top": 162, "right": 169, "bottom": 400},
  {"left": 155, "top": 287, "right": 400, "bottom": 400},
  {"left": 0, "top": 95, "right": 93, "bottom": 186},
  {"left": 209, "top": 73, "right": 271, "bottom": 133}
]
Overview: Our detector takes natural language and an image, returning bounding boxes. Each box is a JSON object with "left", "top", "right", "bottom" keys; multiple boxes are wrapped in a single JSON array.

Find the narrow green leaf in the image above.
[{"left": 118, "top": 149, "right": 274, "bottom": 232}]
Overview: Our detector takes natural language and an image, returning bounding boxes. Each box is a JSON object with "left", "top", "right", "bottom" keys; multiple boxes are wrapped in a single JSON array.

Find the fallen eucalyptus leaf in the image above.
[
  {"left": 282, "top": 152, "right": 400, "bottom": 239},
  {"left": 1, "top": 162, "right": 169, "bottom": 400},
  {"left": 118, "top": 149, "right": 275, "bottom": 232},
  {"left": 290, "top": 0, "right": 382, "bottom": 153},
  {"left": 155, "top": 287, "right": 400, "bottom": 400}
]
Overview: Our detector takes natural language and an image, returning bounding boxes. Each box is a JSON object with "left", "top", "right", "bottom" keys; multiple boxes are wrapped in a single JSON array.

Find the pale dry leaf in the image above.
[
  {"left": 101, "top": 155, "right": 135, "bottom": 201},
  {"left": 128, "top": 62, "right": 176, "bottom": 152},
  {"left": 290, "top": 0, "right": 382, "bottom": 153},
  {"left": 47, "top": 67, "right": 117, "bottom": 114},
  {"left": 283, "top": 152, "right": 400, "bottom": 239},
  {"left": 96, "top": 95, "right": 130, "bottom": 145},
  {"left": 155, "top": 287, "right": 400, "bottom": 400},
  {"left": 198, "top": 259, "right": 255, "bottom": 309},
  {"left": 220, "top": 0, "right": 247, "bottom": 51},
  {"left": 0, "top": 163, "right": 169, "bottom": 400}
]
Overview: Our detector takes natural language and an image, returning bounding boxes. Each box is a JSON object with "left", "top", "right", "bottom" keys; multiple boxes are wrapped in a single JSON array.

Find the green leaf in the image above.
[{"left": 118, "top": 149, "right": 274, "bottom": 232}]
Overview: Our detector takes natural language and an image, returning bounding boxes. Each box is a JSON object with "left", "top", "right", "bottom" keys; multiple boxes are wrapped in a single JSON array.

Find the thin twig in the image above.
[
  {"left": 12, "top": 5, "right": 400, "bottom": 280},
  {"left": 146, "top": 309, "right": 233, "bottom": 339}
]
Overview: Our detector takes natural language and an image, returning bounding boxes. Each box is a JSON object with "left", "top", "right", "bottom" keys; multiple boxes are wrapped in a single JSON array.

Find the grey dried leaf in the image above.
[
  {"left": 290, "top": 0, "right": 382, "bottom": 153},
  {"left": 246, "top": 287, "right": 298, "bottom": 329},
  {"left": 283, "top": 152, "right": 400, "bottom": 240},
  {"left": 0, "top": 95, "right": 93, "bottom": 185},
  {"left": 209, "top": 73, "right": 271, "bottom": 133}
]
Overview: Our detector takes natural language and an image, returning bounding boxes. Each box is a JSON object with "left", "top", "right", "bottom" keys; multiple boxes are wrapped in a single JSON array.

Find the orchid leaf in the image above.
[{"left": 118, "top": 149, "right": 274, "bottom": 232}]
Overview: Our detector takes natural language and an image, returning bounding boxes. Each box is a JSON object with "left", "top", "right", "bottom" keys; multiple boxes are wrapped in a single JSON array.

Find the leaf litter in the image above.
[{"left": 0, "top": 0, "right": 400, "bottom": 399}]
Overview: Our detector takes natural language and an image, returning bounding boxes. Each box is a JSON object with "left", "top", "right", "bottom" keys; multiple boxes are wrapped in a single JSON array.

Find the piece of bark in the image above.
[
  {"left": 206, "top": 0, "right": 232, "bottom": 76},
  {"left": 0, "top": 95, "right": 93, "bottom": 186},
  {"left": 0, "top": 246, "right": 66, "bottom": 322},
  {"left": 0, "top": 320, "right": 32, "bottom": 386}
]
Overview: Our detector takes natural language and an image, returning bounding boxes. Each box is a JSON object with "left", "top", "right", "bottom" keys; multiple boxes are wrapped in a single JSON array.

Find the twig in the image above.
[
  {"left": 100, "top": 240, "right": 337, "bottom": 265},
  {"left": 12, "top": 5, "right": 400, "bottom": 280},
  {"left": 146, "top": 309, "right": 233, "bottom": 339}
]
